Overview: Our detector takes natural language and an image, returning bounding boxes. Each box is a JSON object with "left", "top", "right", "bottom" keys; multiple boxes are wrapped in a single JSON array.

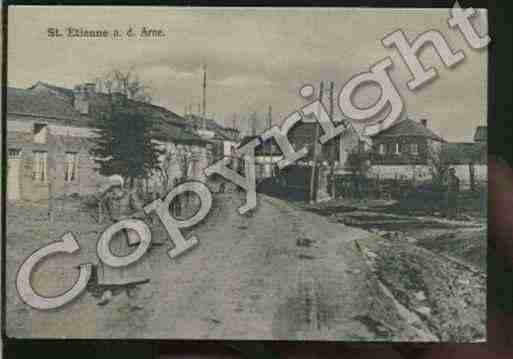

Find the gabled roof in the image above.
[
  {"left": 7, "top": 87, "right": 90, "bottom": 126},
  {"left": 371, "top": 118, "right": 444, "bottom": 142},
  {"left": 184, "top": 114, "right": 239, "bottom": 141},
  {"left": 28, "top": 81, "right": 75, "bottom": 98},
  {"left": 7, "top": 83, "right": 206, "bottom": 145},
  {"left": 473, "top": 126, "right": 487, "bottom": 142}
]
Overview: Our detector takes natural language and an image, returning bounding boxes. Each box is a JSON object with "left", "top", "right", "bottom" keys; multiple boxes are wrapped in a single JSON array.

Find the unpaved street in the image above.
[{"left": 6, "top": 193, "right": 433, "bottom": 340}]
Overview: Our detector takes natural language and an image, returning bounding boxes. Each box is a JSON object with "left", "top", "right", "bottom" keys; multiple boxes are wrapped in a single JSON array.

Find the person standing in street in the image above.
[{"left": 446, "top": 168, "right": 460, "bottom": 219}]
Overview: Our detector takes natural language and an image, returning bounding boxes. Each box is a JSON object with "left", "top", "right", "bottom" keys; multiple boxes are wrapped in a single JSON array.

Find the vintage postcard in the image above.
[{"left": 3, "top": 6, "right": 488, "bottom": 341}]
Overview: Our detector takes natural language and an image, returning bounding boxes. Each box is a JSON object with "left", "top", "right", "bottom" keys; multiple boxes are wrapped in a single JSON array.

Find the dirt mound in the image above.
[
  {"left": 418, "top": 229, "right": 487, "bottom": 271},
  {"left": 358, "top": 235, "right": 486, "bottom": 342}
]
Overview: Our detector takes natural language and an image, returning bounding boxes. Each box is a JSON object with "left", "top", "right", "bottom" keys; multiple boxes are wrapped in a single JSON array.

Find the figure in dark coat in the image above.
[{"left": 446, "top": 168, "right": 460, "bottom": 219}]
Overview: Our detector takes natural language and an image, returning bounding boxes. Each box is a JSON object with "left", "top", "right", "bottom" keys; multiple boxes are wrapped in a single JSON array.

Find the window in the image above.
[
  {"left": 395, "top": 143, "right": 400, "bottom": 155},
  {"left": 8, "top": 148, "right": 22, "bottom": 160},
  {"left": 32, "top": 151, "right": 47, "bottom": 181},
  {"left": 379, "top": 144, "right": 385, "bottom": 155},
  {"left": 411, "top": 143, "right": 419, "bottom": 155},
  {"left": 64, "top": 152, "right": 78, "bottom": 182}
]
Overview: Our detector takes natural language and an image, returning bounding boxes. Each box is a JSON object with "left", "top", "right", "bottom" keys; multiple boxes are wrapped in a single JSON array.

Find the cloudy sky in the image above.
[{"left": 8, "top": 6, "right": 488, "bottom": 141}]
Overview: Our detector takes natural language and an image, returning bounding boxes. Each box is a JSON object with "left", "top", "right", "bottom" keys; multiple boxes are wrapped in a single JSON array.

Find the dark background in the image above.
[{"left": 2, "top": 0, "right": 511, "bottom": 358}]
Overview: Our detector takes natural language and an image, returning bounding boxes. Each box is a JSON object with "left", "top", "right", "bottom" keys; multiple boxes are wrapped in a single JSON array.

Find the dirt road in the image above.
[
  {"left": 94, "top": 192, "right": 434, "bottom": 340},
  {"left": 6, "top": 193, "right": 434, "bottom": 340}
]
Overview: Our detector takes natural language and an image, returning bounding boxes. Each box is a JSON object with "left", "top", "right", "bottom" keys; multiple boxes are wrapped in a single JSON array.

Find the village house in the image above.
[
  {"left": 6, "top": 81, "right": 213, "bottom": 202},
  {"left": 359, "top": 118, "right": 487, "bottom": 189},
  {"left": 233, "top": 117, "right": 357, "bottom": 201},
  {"left": 183, "top": 113, "right": 240, "bottom": 161},
  {"left": 366, "top": 118, "right": 445, "bottom": 181}
]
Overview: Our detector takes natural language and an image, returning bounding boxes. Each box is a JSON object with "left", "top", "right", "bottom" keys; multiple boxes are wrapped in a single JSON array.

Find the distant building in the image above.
[
  {"left": 237, "top": 135, "right": 283, "bottom": 179},
  {"left": 183, "top": 113, "right": 240, "bottom": 163},
  {"left": 347, "top": 118, "right": 444, "bottom": 182},
  {"left": 370, "top": 118, "right": 445, "bottom": 166},
  {"left": 441, "top": 127, "right": 487, "bottom": 189},
  {"left": 363, "top": 119, "right": 487, "bottom": 188},
  {"left": 441, "top": 142, "right": 487, "bottom": 166},
  {"left": 6, "top": 82, "right": 208, "bottom": 201}
]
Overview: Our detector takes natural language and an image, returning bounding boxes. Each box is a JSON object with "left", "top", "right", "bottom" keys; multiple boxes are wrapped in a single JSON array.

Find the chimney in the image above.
[
  {"left": 73, "top": 84, "right": 90, "bottom": 115},
  {"left": 420, "top": 119, "right": 428, "bottom": 127}
]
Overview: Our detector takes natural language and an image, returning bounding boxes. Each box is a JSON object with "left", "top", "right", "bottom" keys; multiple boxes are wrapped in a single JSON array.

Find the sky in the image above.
[{"left": 8, "top": 6, "right": 488, "bottom": 142}]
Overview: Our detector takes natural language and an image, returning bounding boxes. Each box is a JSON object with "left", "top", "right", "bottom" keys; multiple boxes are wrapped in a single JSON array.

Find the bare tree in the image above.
[
  {"left": 94, "top": 67, "right": 152, "bottom": 103},
  {"left": 90, "top": 68, "right": 158, "bottom": 220}
]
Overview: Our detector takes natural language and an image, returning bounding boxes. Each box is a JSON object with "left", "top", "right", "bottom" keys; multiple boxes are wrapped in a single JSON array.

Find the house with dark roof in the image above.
[
  {"left": 369, "top": 118, "right": 445, "bottom": 166},
  {"left": 364, "top": 118, "right": 487, "bottom": 188},
  {"left": 340, "top": 117, "right": 446, "bottom": 182},
  {"left": 6, "top": 82, "right": 209, "bottom": 201}
]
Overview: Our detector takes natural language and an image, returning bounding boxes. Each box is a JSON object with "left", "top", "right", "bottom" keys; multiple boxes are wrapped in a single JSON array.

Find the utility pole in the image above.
[
  {"left": 250, "top": 112, "right": 257, "bottom": 137},
  {"left": 329, "top": 81, "right": 337, "bottom": 198},
  {"left": 48, "top": 130, "right": 56, "bottom": 223},
  {"left": 309, "top": 81, "right": 323, "bottom": 204},
  {"left": 202, "top": 65, "right": 207, "bottom": 129},
  {"left": 267, "top": 105, "right": 273, "bottom": 177}
]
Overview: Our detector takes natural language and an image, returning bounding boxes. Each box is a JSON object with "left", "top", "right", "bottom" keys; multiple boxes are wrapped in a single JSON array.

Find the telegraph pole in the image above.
[
  {"left": 202, "top": 65, "right": 207, "bottom": 129},
  {"left": 309, "top": 81, "right": 323, "bottom": 204},
  {"left": 329, "top": 81, "right": 337, "bottom": 198},
  {"left": 48, "top": 130, "right": 56, "bottom": 223},
  {"left": 267, "top": 105, "right": 273, "bottom": 177},
  {"left": 250, "top": 112, "right": 257, "bottom": 137}
]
